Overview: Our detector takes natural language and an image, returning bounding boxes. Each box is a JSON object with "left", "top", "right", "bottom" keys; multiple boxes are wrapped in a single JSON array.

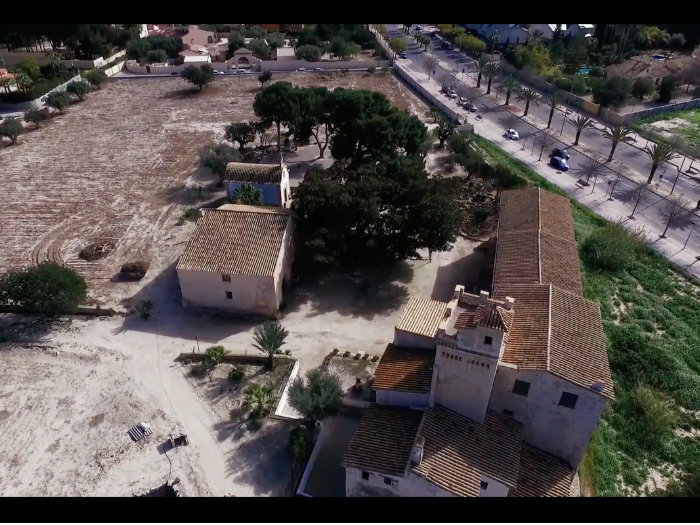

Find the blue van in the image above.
[{"left": 400, "top": 51, "right": 408, "bottom": 59}]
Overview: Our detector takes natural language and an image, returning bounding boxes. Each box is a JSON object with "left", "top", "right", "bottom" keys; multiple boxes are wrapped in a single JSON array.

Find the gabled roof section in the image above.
[
  {"left": 176, "top": 205, "right": 290, "bottom": 276},
  {"left": 510, "top": 444, "right": 574, "bottom": 497},
  {"left": 341, "top": 404, "right": 424, "bottom": 478},
  {"left": 395, "top": 297, "right": 448, "bottom": 339},
  {"left": 372, "top": 343, "right": 435, "bottom": 394},
  {"left": 412, "top": 407, "right": 523, "bottom": 496},
  {"left": 224, "top": 162, "right": 284, "bottom": 184}
]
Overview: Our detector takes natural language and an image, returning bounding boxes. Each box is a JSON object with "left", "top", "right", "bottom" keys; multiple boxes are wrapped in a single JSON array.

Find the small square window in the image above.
[
  {"left": 559, "top": 392, "right": 578, "bottom": 409},
  {"left": 361, "top": 471, "right": 370, "bottom": 481},
  {"left": 512, "top": 380, "right": 531, "bottom": 397},
  {"left": 225, "top": 291, "right": 233, "bottom": 300},
  {"left": 384, "top": 477, "right": 392, "bottom": 485},
  {"left": 480, "top": 480, "right": 488, "bottom": 490},
  {"left": 484, "top": 336, "right": 493, "bottom": 345},
  {"left": 222, "top": 274, "right": 231, "bottom": 282},
  {"left": 503, "top": 409, "right": 514, "bottom": 417}
]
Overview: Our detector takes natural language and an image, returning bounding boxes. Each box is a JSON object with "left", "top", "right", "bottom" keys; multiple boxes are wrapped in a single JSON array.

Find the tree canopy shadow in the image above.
[
  {"left": 431, "top": 237, "right": 495, "bottom": 301},
  {"left": 284, "top": 261, "right": 413, "bottom": 320}
]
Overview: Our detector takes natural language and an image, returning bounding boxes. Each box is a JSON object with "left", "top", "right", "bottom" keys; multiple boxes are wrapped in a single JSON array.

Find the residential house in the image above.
[
  {"left": 181, "top": 25, "right": 216, "bottom": 48},
  {"left": 223, "top": 161, "right": 291, "bottom": 208},
  {"left": 462, "top": 24, "right": 531, "bottom": 46},
  {"left": 176, "top": 204, "right": 293, "bottom": 318},
  {"left": 605, "top": 51, "right": 700, "bottom": 85},
  {"left": 178, "top": 48, "right": 211, "bottom": 64},
  {"left": 341, "top": 187, "right": 613, "bottom": 497},
  {"left": 566, "top": 24, "right": 595, "bottom": 39}
]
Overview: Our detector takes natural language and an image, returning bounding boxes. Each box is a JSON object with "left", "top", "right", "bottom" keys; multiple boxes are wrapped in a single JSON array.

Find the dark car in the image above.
[
  {"left": 550, "top": 156, "right": 569, "bottom": 171},
  {"left": 550, "top": 147, "right": 570, "bottom": 160}
]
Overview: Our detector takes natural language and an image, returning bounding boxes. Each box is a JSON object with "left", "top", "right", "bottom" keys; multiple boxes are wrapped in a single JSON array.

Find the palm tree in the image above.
[
  {"left": 499, "top": 76, "right": 519, "bottom": 106},
  {"left": 517, "top": 87, "right": 540, "bottom": 116},
  {"left": 252, "top": 322, "right": 289, "bottom": 369},
  {"left": 243, "top": 383, "right": 277, "bottom": 419},
  {"left": 204, "top": 345, "right": 229, "bottom": 380},
  {"left": 483, "top": 62, "right": 501, "bottom": 95},
  {"left": 602, "top": 124, "right": 635, "bottom": 162},
  {"left": 545, "top": 91, "right": 563, "bottom": 129},
  {"left": 644, "top": 142, "right": 677, "bottom": 184},
  {"left": 570, "top": 115, "right": 595, "bottom": 146},
  {"left": 232, "top": 183, "right": 263, "bottom": 205},
  {"left": 475, "top": 54, "right": 489, "bottom": 88}
]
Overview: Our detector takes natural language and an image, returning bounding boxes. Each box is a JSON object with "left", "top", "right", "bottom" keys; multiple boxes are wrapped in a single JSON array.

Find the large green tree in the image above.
[
  {"left": 181, "top": 64, "right": 214, "bottom": 90},
  {"left": 199, "top": 142, "right": 241, "bottom": 185},
  {"left": 293, "top": 155, "right": 459, "bottom": 267},
  {"left": 288, "top": 369, "right": 342, "bottom": 427},
  {"left": 253, "top": 81, "right": 299, "bottom": 151},
  {"left": 0, "top": 262, "right": 87, "bottom": 314},
  {"left": 224, "top": 122, "right": 256, "bottom": 151}
]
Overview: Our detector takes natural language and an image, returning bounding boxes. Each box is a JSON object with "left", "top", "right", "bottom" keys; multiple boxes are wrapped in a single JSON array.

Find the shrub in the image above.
[
  {"left": 44, "top": 90, "right": 71, "bottom": 113},
  {"left": 134, "top": 299, "right": 154, "bottom": 320},
  {"left": 669, "top": 33, "right": 686, "bottom": 49},
  {"left": 24, "top": 109, "right": 48, "bottom": 128},
  {"left": 243, "top": 383, "right": 277, "bottom": 419},
  {"left": 657, "top": 77, "right": 679, "bottom": 104},
  {"left": 619, "top": 386, "right": 677, "bottom": 450},
  {"left": 589, "top": 66, "right": 605, "bottom": 78},
  {"left": 632, "top": 77, "right": 656, "bottom": 100},
  {"left": 581, "top": 223, "right": 641, "bottom": 272},
  {"left": 288, "top": 369, "right": 342, "bottom": 426},
  {"left": 228, "top": 366, "right": 245, "bottom": 382},
  {"left": 0, "top": 262, "right": 87, "bottom": 314},
  {"left": 0, "top": 118, "right": 22, "bottom": 144},
  {"left": 592, "top": 76, "right": 632, "bottom": 108}
]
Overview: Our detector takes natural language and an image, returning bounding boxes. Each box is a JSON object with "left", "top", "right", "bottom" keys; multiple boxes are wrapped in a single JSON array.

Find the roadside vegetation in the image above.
[
  {"left": 636, "top": 109, "right": 700, "bottom": 161},
  {"left": 472, "top": 134, "right": 700, "bottom": 496}
]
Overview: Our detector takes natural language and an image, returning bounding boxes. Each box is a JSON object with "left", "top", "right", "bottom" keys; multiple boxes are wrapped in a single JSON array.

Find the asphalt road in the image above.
[
  {"left": 384, "top": 25, "right": 700, "bottom": 270},
  {"left": 386, "top": 25, "right": 700, "bottom": 203}
]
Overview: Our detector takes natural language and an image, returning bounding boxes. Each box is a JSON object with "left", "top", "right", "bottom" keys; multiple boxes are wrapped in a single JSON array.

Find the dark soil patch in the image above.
[{"left": 79, "top": 241, "right": 115, "bottom": 262}]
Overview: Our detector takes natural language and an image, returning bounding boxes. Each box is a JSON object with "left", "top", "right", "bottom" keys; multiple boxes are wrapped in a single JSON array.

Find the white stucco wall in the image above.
[
  {"left": 183, "top": 54, "right": 211, "bottom": 63},
  {"left": 488, "top": 367, "right": 608, "bottom": 467},
  {"left": 345, "top": 467, "right": 456, "bottom": 497},
  {"left": 272, "top": 220, "right": 294, "bottom": 309},
  {"left": 393, "top": 329, "right": 436, "bottom": 349},
  {"left": 454, "top": 326, "right": 505, "bottom": 358},
  {"left": 280, "top": 166, "right": 291, "bottom": 208},
  {"left": 433, "top": 346, "right": 499, "bottom": 424},
  {"left": 177, "top": 269, "right": 278, "bottom": 317},
  {"left": 375, "top": 389, "right": 429, "bottom": 410},
  {"left": 479, "top": 474, "right": 510, "bottom": 497}
]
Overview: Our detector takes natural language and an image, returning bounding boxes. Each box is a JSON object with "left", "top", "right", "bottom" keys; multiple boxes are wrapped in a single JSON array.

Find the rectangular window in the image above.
[
  {"left": 361, "top": 471, "right": 370, "bottom": 481},
  {"left": 383, "top": 477, "right": 392, "bottom": 485},
  {"left": 559, "top": 392, "right": 578, "bottom": 409},
  {"left": 512, "top": 380, "right": 531, "bottom": 397},
  {"left": 484, "top": 336, "right": 493, "bottom": 345},
  {"left": 225, "top": 291, "right": 233, "bottom": 300},
  {"left": 503, "top": 409, "right": 514, "bottom": 417},
  {"left": 480, "top": 480, "right": 488, "bottom": 490},
  {"left": 222, "top": 274, "right": 231, "bottom": 282}
]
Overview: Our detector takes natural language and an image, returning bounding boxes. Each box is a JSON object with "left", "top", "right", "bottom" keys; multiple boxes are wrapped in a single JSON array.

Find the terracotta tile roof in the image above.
[
  {"left": 176, "top": 205, "right": 290, "bottom": 276},
  {"left": 498, "top": 187, "right": 576, "bottom": 240},
  {"left": 454, "top": 303, "right": 510, "bottom": 332},
  {"left": 511, "top": 444, "right": 574, "bottom": 497},
  {"left": 493, "top": 230, "right": 583, "bottom": 296},
  {"left": 372, "top": 344, "right": 435, "bottom": 393},
  {"left": 224, "top": 162, "right": 283, "bottom": 184},
  {"left": 494, "top": 283, "right": 614, "bottom": 400},
  {"left": 395, "top": 297, "right": 448, "bottom": 339},
  {"left": 412, "top": 407, "right": 523, "bottom": 496},
  {"left": 341, "top": 404, "right": 424, "bottom": 477}
]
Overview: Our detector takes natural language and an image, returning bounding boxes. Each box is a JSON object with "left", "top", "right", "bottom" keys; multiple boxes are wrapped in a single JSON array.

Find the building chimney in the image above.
[
  {"left": 453, "top": 285, "right": 465, "bottom": 300},
  {"left": 591, "top": 381, "right": 604, "bottom": 393},
  {"left": 409, "top": 437, "right": 425, "bottom": 467},
  {"left": 504, "top": 296, "right": 514, "bottom": 311},
  {"left": 479, "top": 290, "right": 490, "bottom": 304}
]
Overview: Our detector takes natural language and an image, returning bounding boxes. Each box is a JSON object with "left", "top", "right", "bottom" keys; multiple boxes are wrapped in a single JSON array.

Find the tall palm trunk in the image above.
[
  {"left": 477, "top": 72, "right": 482, "bottom": 88},
  {"left": 547, "top": 106, "right": 555, "bottom": 128},
  {"left": 647, "top": 162, "right": 659, "bottom": 184},
  {"left": 487, "top": 77, "right": 493, "bottom": 94},
  {"left": 524, "top": 100, "right": 531, "bottom": 116},
  {"left": 505, "top": 90, "right": 511, "bottom": 105},
  {"left": 608, "top": 142, "right": 618, "bottom": 162},
  {"left": 575, "top": 130, "right": 582, "bottom": 145}
]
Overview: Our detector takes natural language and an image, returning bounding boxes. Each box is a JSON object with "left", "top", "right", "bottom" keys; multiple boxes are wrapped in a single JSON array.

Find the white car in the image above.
[
  {"left": 297, "top": 67, "right": 306, "bottom": 72},
  {"left": 504, "top": 129, "right": 520, "bottom": 140},
  {"left": 314, "top": 67, "right": 323, "bottom": 71}
]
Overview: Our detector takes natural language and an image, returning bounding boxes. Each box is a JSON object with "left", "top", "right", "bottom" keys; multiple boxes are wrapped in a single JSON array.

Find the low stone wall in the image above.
[
  {"left": 393, "top": 65, "right": 461, "bottom": 122},
  {"left": 620, "top": 97, "right": 700, "bottom": 124},
  {"left": 174, "top": 352, "right": 295, "bottom": 368},
  {"left": 0, "top": 74, "right": 82, "bottom": 111},
  {"left": 103, "top": 60, "right": 125, "bottom": 77}
]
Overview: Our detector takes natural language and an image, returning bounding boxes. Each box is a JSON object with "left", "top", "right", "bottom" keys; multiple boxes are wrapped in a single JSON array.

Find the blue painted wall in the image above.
[{"left": 227, "top": 182, "right": 280, "bottom": 206}]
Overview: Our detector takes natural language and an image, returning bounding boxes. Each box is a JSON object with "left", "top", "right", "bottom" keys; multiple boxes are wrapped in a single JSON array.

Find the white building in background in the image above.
[
  {"left": 341, "top": 187, "right": 614, "bottom": 497},
  {"left": 176, "top": 204, "right": 293, "bottom": 318}
]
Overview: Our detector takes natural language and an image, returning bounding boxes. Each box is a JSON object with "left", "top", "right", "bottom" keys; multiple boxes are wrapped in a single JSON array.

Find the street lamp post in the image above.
[
  {"left": 683, "top": 221, "right": 696, "bottom": 250},
  {"left": 671, "top": 165, "right": 682, "bottom": 195}
]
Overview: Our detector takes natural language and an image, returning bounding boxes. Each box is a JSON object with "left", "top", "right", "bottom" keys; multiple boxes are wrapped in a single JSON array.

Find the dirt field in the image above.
[
  {"left": 0, "top": 72, "right": 427, "bottom": 308},
  {"left": 0, "top": 329, "right": 204, "bottom": 497}
]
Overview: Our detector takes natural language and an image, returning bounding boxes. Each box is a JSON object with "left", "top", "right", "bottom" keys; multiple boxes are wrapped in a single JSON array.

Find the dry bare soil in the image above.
[{"left": 0, "top": 72, "right": 426, "bottom": 308}]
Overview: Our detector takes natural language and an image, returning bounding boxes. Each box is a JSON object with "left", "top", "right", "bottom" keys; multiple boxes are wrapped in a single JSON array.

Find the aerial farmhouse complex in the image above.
[{"left": 342, "top": 187, "right": 613, "bottom": 497}]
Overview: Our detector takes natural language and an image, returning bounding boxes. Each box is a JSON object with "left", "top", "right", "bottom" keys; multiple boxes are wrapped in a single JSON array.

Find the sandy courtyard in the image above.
[{"left": 0, "top": 70, "right": 496, "bottom": 496}]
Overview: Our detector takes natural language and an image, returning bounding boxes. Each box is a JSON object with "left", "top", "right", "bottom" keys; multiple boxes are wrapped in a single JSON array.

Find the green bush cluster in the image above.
[{"left": 581, "top": 223, "right": 641, "bottom": 272}]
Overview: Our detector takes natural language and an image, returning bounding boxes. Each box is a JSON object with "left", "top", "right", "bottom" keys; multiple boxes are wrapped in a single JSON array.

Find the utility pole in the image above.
[{"left": 670, "top": 165, "right": 682, "bottom": 195}]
